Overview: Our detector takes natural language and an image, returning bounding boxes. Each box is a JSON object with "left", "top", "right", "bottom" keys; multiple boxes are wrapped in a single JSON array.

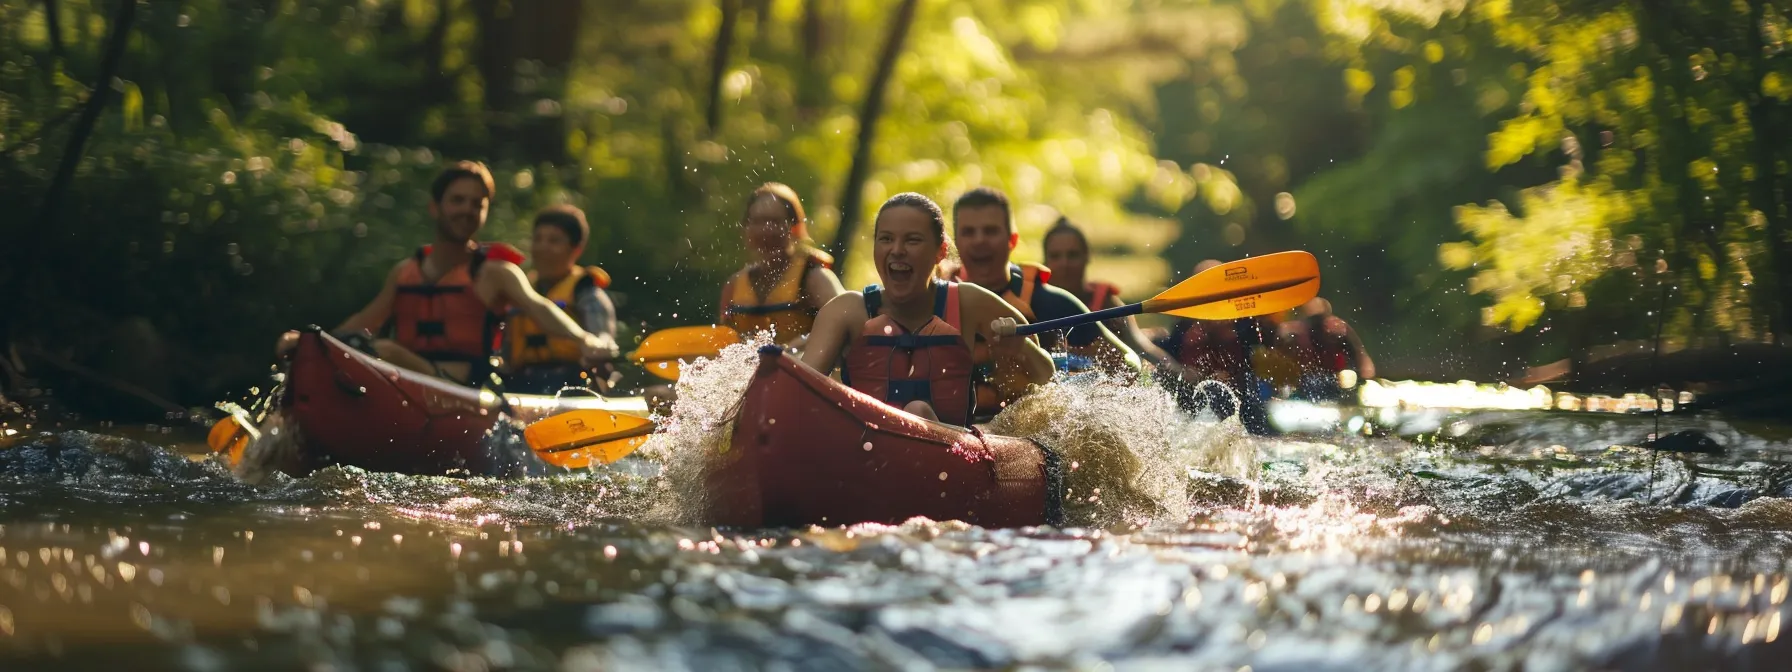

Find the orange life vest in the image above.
[
  {"left": 955, "top": 262, "right": 1047, "bottom": 322},
  {"left": 391, "top": 243, "right": 521, "bottom": 380},
  {"left": 505, "top": 265, "right": 611, "bottom": 368},
  {"left": 841, "top": 282, "right": 975, "bottom": 426},
  {"left": 723, "top": 246, "right": 834, "bottom": 344},
  {"left": 955, "top": 262, "right": 1051, "bottom": 417}
]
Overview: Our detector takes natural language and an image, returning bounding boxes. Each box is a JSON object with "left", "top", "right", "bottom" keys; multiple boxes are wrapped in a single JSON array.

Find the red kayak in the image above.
[
  {"left": 705, "top": 345, "right": 1063, "bottom": 528},
  {"left": 280, "top": 327, "right": 650, "bottom": 477}
]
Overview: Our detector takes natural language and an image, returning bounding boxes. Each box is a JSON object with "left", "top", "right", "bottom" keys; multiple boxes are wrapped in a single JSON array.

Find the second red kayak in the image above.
[{"left": 277, "top": 327, "right": 649, "bottom": 478}]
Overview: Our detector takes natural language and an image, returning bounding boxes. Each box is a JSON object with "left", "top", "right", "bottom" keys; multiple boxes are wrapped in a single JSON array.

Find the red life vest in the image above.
[
  {"left": 1175, "top": 319, "right": 1250, "bottom": 380},
  {"left": 1293, "top": 316, "right": 1355, "bottom": 373},
  {"left": 391, "top": 243, "right": 521, "bottom": 374},
  {"left": 841, "top": 282, "right": 975, "bottom": 426},
  {"left": 1085, "top": 280, "right": 1121, "bottom": 311}
]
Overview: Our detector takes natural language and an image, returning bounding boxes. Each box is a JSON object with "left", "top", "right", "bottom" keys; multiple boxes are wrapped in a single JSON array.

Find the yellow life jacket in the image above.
[
  {"left": 505, "top": 265, "right": 611, "bottom": 368},
  {"left": 722, "top": 246, "right": 834, "bottom": 344}
]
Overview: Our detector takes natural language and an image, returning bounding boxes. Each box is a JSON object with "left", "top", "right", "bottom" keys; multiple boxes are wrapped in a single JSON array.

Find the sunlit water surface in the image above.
[{"left": 2, "top": 343, "right": 1790, "bottom": 671}]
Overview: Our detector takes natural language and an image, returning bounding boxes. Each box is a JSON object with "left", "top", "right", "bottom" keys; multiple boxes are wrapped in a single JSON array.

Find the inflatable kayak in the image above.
[
  {"left": 279, "top": 327, "right": 650, "bottom": 477},
  {"left": 705, "top": 345, "right": 1064, "bottom": 528}
]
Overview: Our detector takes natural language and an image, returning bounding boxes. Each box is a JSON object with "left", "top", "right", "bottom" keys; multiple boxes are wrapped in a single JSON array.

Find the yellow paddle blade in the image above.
[
  {"left": 523, "top": 409, "right": 657, "bottom": 469},
  {"left": 627, "top": 325, "right": 741, "bottom": 381},
  {"left": 1149, "top": 250, "right": 1321, "bottom": 320}
]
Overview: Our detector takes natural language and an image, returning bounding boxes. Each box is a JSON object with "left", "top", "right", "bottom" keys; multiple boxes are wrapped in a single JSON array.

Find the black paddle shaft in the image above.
[
  {"left": 1009, "top": 303, "right": 1144, "bottom": 337},
  {"left": 1006, "top": 275, "right": 1316, "bottom": 337}
]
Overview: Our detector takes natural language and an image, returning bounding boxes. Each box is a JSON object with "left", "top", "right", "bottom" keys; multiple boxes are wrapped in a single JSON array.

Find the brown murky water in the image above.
[{"left": 2, "top": 345, "right": 1790, "bottom": 670}]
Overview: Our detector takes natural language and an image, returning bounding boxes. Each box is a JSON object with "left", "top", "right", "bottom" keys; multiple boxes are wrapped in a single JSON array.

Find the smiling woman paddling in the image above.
[
  {"left": 717, "top": 183, "right": 846, "bottom": 350},
  {"left": 798, "top": 193, "right": 1055, "bottom": 425}
]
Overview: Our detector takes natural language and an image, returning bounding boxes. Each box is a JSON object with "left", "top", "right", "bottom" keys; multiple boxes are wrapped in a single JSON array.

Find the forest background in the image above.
[{"left": 2, "top": 0, "right": 1787, "bottom": 418}]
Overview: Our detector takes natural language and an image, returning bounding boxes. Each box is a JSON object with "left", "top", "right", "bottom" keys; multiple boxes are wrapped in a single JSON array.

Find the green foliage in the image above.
[
  {"left": 5, "top": 0, "right": 1789, "bottom": 414},
  {"left": 1443, "top": 174, "right": 1641, "bottom": 331},
  {"left": 1417, "top": 0, "right": 1789, "bottom": 341},
  {"left": 0, "top": 0, "right": 1199, "bottom": 410}
]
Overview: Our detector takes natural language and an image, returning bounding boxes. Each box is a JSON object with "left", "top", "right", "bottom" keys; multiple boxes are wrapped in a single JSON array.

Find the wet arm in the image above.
[
  {"left": 488, "top": 262, "right": 596, "bottom": 342},
  {"left": 969, "top": 288, "right": 1055, "bottom": 387},
  {"left": 1346, "top": 326, "right": 1375, "bottom": 379},
  {"left": 574, "top": 285, "right": 618, "bottom": 341},
  {"left": 776, "top": 268, "right": 848, "bottom": 351},
  {"left": 804, "top": 266, "right": 847, "bottom": 309},
  {"left": 1123, "top": 318, "right": 1176, "bottom": 366},
  {"left": 1105, "top": 293, "right": 1174, "bottom": 366},
  {"left": 333, "top": 263, "right": 402, "bottom": 334},
  {"left": 1080, "top": 322, "right": 1142, "bottom": 379},
  {"left": 1058, "top": 290, "right": 1140, "bottom": 378},
  {"left": 797, "top": 294, "right": 860, "bottom": 377}
]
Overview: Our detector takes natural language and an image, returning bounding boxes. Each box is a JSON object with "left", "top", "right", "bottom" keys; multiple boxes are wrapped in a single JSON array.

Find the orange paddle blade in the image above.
[
  {"left": 523, "top": 409, "right": 657, "bottom": 469},
  {"left": 206, "top": 408, "right": 259, "bottom": 467},
  {"left": 1149, "top": 250, "right": 1320, "bottom": 320},
  {"left": 627, "top": 325, "right": 741, "bottom": 381}
]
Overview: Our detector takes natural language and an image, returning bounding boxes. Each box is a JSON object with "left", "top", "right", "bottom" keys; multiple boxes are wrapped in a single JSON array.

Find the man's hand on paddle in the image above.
[
  {"left": 959, "top": 285, "right": 1054, "bottom": 389},
  {"left": 275, "top": 330, "right": 300, "bottom": 358},
  {"left": 275, "top": 262, "right": 404, "bottom": 359},
  {"left": 481, "top": 258, "right": 619, "bottom": 366},
  {"left": 580, "top": 332, "right": 621, "bottom": 367}
]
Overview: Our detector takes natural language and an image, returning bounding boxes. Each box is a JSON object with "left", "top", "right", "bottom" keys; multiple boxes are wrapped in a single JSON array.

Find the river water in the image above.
[{"left": 2, "top": 345, "right": 1790, "bottom": 670}]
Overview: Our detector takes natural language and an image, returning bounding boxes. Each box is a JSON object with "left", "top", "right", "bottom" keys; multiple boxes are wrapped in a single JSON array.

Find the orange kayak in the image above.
[
  {"left": 705, "top": 345, "right": 1063, "bottom": 528},
  {"left": 281, "top": 327, "right": 649, "bottom": 477}
]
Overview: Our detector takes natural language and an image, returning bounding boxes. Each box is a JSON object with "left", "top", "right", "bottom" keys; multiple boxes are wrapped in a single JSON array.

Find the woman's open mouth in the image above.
[{"left": 885, "top": 260, "right": 915, "bottom": 284}]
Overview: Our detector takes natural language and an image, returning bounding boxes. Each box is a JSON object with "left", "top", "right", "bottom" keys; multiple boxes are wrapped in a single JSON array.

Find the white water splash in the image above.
[
  {"left": 983, "top": 372, "right": 1260, "bottom": 528},
  {"left": 642, "top": 331, "right": 779, "bottom": 526}
]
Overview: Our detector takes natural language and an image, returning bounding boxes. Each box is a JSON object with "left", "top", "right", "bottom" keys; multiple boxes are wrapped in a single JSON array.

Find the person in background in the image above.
[
  {"left": 799, "top": 193, "right": 1054, "bottom": 425},
  {"left": 1156, "top": 259, "right": 1279, "bottom": 434},
  {"left": 1040, "top": 216, "right": 1177, "bottom": 371},
  {"left": 274, "top": 161, "right": 616, "bottom": 387},
  {"left": 1281, "top": 297, "right": 1375, "bottom": 402},
  {"left": 718, "top": 183, "right": 846, "bottom": 350},
  {"left": 948, "top": 187, "right": 1140, "bottom": 415},
  {"left": 502, "top": 205, "right": 621, "bottom": 394}
]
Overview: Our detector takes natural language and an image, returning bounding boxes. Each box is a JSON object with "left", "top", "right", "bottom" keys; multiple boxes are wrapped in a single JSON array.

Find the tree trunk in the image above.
[
  {"left": 420, "top": 0, "right": 455, "bottom": 95},
  {"left": 507, "top": 1, "right": 582, "bottom": 164},
  {"left": 2, "top": 0, "right": 136, "bottom": 343},
  {"left": 1744, "top": 0, "right": 1792, "bottom": 342},
  {"left": 705, "top": 0, "right": 741, "bottom": 136},
  {"left": 745, "top": 0, "right": 774, "bottom": 56},
  {"left": 472, "top": 0, "right": 517, "bottom": 155},
  {"left": 34, "top": 0, "right": 135, "bottom": 244},
  {"left": 210, "top": 0, "right": 277, "bottom": 116},
  {"left": 797, "top": 0, "right": 827, "bottom": 119},
  {"left": 42, "top": 0, "right": 65, "bottom": 62},
  {"left": 1635, "top": 0, "right": 1723, "bottom": 328},
  {"left": 830, "top": 0, "right": 920, "bottom": 264}
]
